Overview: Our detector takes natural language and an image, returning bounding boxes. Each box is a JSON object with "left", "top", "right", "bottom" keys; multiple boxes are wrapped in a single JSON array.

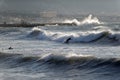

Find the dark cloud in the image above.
[{"left": 0, "top": 0, "right": 119, "bottom": 14}]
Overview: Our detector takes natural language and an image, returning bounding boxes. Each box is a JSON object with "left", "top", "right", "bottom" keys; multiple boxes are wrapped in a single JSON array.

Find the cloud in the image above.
[
  {"left": 0, "top": 0, "right": 119, "bottom": 14},
  {"left": 0, "top": 0, "right": 4, "bottom": 6}
]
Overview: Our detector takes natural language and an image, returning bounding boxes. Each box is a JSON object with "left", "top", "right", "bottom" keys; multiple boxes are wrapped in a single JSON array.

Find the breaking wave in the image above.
[
  {"left": 62, "top": 14, "right": 103, "bottom": 26},
  {"left": 27, "top": 27, "right": 120, "bottom": 44}
]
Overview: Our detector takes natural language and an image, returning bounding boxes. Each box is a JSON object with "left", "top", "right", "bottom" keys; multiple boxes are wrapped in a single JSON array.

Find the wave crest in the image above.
[
  {"left": 1, "top": 52, "right": 120, "bottom": 68},
  {"left": 28, "top": 27, "right": 120, "bottom": 44},
  {"left": 40, "top": 53, "right": 120, "bottom": 68},
  {"left": 63, "top": 14, "right": 103, "bottom": 26}
]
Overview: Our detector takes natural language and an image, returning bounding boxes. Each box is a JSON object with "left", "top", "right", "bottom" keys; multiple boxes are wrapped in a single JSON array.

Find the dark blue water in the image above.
[{"left": 0, "top": 14, "right": 120, "bottom": 80}]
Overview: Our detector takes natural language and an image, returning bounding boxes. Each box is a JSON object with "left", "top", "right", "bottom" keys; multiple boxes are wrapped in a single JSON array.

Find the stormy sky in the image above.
[{"left": 0, "top": 0, "right": 120, "bottom": 15}]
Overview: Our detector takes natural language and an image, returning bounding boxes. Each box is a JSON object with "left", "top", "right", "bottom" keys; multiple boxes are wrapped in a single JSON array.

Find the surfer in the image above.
[
  {"left": 64, "top": 37, "right": 72, "bottom": 43},
  {"left": 8, "top": 47, "right": 13, "bottom": 50}
]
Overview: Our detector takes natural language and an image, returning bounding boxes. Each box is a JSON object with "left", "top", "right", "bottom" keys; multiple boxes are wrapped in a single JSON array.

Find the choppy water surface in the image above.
[{"left": 0, "top": 14, "right": 120, "bottom": 80}]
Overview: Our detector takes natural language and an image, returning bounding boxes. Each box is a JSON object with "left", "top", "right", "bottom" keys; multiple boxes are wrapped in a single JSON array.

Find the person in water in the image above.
[
  {"left": 8, "top": 47, "right": 13, "bottom": 50},
  {"left": 64, "top": 37, "right": 72, "bottom": 43}
]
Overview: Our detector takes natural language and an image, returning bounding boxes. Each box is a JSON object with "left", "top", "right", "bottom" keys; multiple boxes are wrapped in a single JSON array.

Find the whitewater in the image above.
[{"left": 0, "top": 14, "right": 120, "bottom": 80}]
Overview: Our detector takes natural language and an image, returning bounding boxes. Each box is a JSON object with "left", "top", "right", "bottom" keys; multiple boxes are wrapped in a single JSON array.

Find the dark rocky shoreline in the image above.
[{"left": 0, "top": 23, "right": 74, "bottom": 27}]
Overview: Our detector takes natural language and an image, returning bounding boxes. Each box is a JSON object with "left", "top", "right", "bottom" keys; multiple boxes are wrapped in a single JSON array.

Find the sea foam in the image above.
[
  {"left": 62, "top": 14, "right": 103, "bottom": 26},
  {"left": 28, "top": 27, "right": 120, "bottom": 43}
]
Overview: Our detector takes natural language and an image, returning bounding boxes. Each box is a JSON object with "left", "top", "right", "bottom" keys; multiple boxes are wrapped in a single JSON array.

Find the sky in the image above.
[{"left": 0, "top": 0, "right": 120, "bottom": 15}]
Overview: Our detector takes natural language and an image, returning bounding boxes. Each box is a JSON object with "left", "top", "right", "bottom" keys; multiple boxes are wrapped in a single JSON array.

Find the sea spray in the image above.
[
  {"left": 28, "top": 27, "right": 120, "bottom": 43},
  {"left": 63, "top": 14, "right": 103, "bottom": 26}
]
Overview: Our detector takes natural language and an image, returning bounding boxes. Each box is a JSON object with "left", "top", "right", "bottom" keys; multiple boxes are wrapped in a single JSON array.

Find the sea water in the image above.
[{"left": 0, "top": 14, "right": 120, "bottom": 80}]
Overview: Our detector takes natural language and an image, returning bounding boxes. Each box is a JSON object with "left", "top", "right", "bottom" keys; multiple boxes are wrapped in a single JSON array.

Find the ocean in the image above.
[{"left": 0, "top": 14, "right": 120, "bottom": 80}]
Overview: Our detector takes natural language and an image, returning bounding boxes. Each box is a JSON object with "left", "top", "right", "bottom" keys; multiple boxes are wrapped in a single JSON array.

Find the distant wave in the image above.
[
  {"left": 27, "top": 27, "right": 120, "bottom": 44},
  {"left": 37, "top": 14, "right": 104, "bottom": 27},
  {"left": 62, "top": 14, "right": 103, "bottom": 26}
]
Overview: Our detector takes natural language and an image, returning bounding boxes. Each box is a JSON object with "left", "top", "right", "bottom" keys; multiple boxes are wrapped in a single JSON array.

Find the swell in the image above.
[{"left": 0, "top": 52, "right": 120, "bottom": 69}]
